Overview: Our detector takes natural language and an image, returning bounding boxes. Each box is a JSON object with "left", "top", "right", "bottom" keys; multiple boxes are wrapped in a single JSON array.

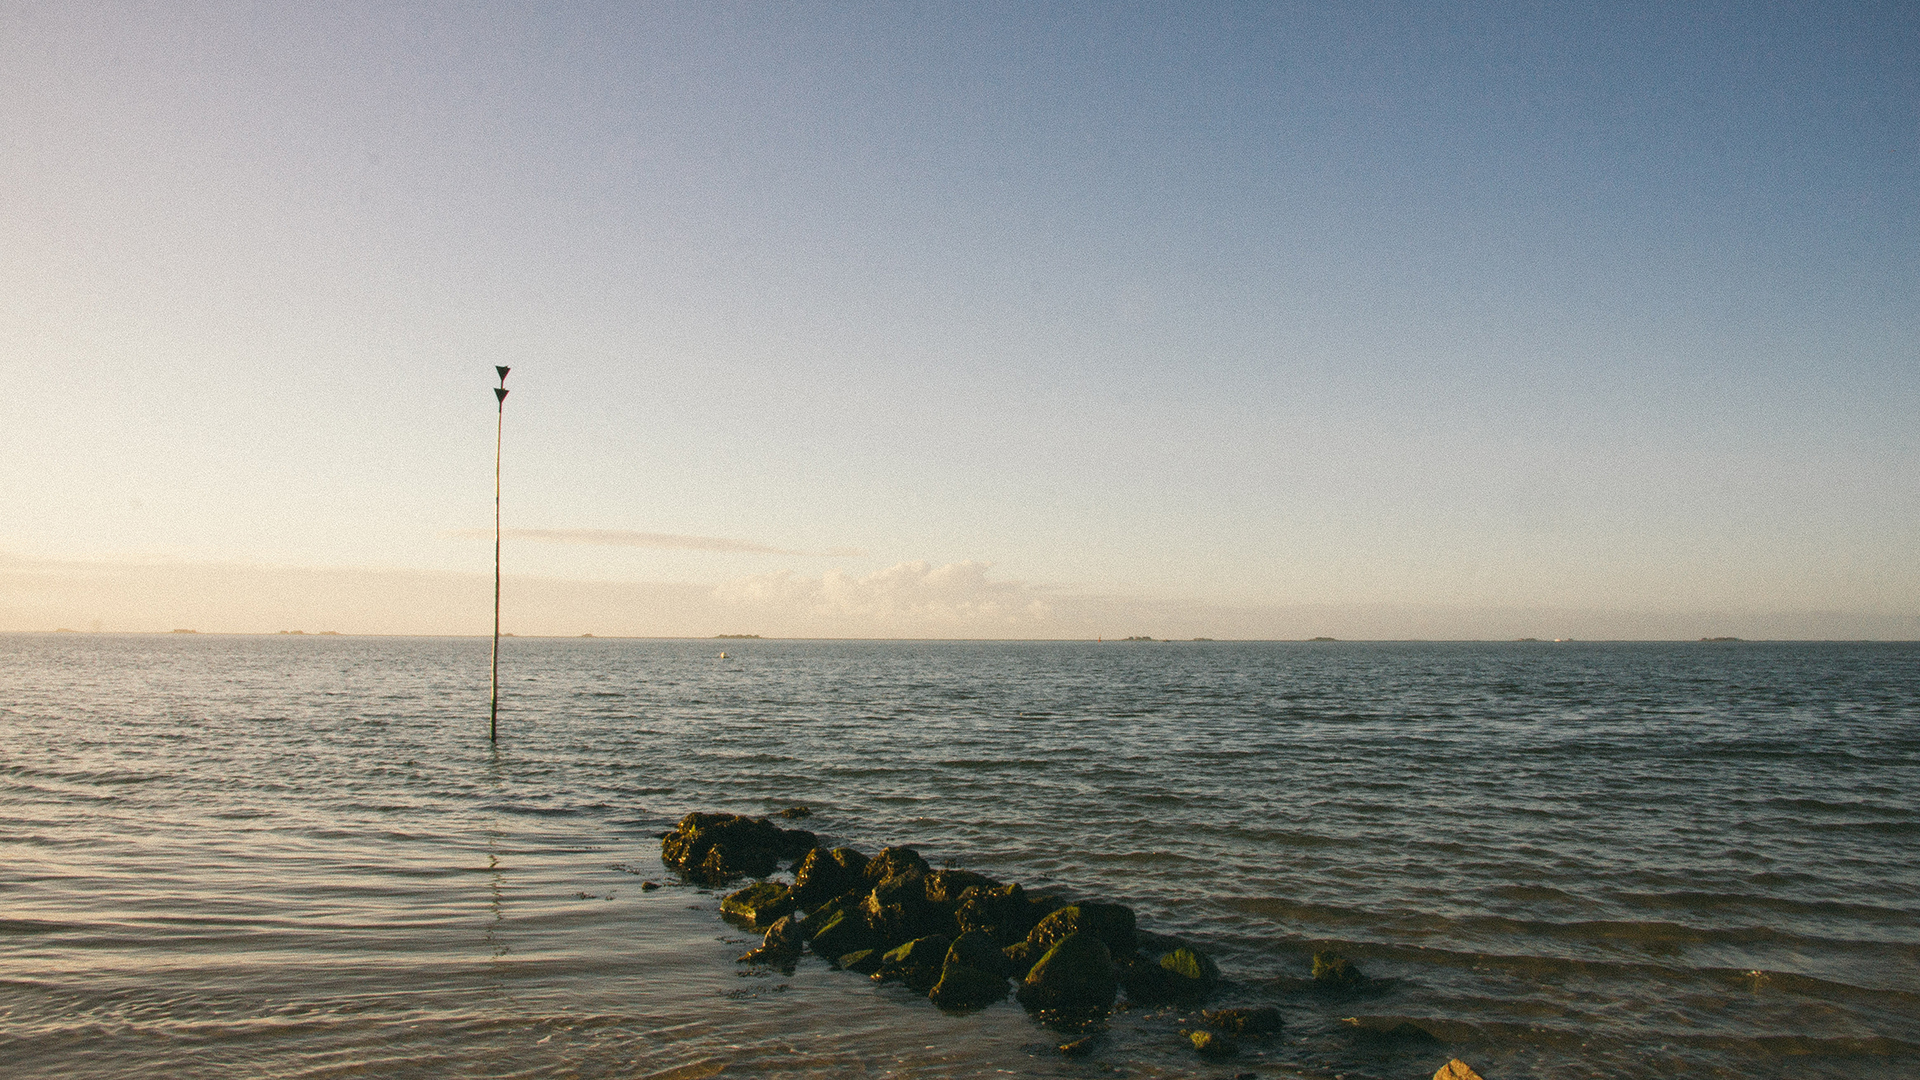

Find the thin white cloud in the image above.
[
  {"left": 448, "top": 528, "right": 863, "bottom": 557},
  {"left": 715, "top": 561, "right": 1054, "bottom": 634}
]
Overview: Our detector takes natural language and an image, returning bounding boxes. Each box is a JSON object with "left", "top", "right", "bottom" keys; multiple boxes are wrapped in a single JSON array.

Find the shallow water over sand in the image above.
[{"left": 2, "top": 635, "right": 1916, "bottom": 1078}]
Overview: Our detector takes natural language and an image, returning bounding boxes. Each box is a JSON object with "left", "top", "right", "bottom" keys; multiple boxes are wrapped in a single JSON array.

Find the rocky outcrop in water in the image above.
[{"left": 683, "top": 811, "right": 1227, "bottom": 1028}]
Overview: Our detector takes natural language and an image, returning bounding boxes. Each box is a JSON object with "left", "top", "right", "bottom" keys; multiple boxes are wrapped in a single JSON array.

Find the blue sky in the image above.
[{"left": 2, "top": 2, "right": 1915, "bottom": 637}]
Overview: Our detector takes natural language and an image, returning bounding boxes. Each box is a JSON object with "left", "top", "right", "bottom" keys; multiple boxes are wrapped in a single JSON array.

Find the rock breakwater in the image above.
[{"left": 661, "top": 810, "right": 1272, "bottom": 1044}]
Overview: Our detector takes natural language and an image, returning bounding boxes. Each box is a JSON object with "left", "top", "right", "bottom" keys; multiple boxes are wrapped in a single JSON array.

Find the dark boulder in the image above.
[
  {"left": 955, "top": 882, "right": 1052, "bottom": 947},
  {"left": 659, "top": 812, "right": 816, "bottom": 885},
  {"left": 861, "top": 868, "right": 953, "bottom": 946},
  {"left": 1015, "top": 930, "right": 1118, "bottom": 1014},
  {"left": 873, "top": 934, "right": 952, "bottom": 993},
  {"left": 924, "top": 868, "right": 998, "bottom": 905},
  {"left": 807, "top": 907, "right": 883, "bottom": 959},
  {"left": 928, "top": 962, "right": 1009, "bottom": 1010},
  {"left": 720, "top": 881, "right": 794, "bottom": 928},
  {"left": 863, "top": 845, "right": 931, "bottom": 884},
  {"left": 943, "top": 929, "right": 1016, "bottom": 978},
  {"left": 1025, "top": 903, "right": 1136, "bottom": 957},
  {"left": 790, "top": 846, "right": 870, "bottom": 911}
]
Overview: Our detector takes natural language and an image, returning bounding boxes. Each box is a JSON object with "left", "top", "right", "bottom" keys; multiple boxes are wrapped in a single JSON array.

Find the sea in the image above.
[{"left": 1, "top": 634, "right": 1915, "bottom": 1079}]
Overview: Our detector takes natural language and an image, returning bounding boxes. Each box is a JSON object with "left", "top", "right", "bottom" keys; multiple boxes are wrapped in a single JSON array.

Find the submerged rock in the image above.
[
  {"left": 1340, "top": 1015, "right": 1442, "bottom": 1044},
  {"left": 1202, "top": 1006, "right": 1283, "bottom": 1034},
  {"left": 1312, "top": 950, "right": 1369, "bottom": 991},
  {"left": 1015, "top": 931, "right": 1118, "bottom": 1014},
  {"left": 1188, "top": 1029, "right": 1237, "bottom": 1058},
  {"left": 738, "top": 914, "right": 803, "bottom": 965}
]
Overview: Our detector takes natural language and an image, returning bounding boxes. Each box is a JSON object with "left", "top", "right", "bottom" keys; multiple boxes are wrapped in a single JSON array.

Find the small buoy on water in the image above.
[{"left": 718, "top": 651, "right": 729, "bottom": 659}]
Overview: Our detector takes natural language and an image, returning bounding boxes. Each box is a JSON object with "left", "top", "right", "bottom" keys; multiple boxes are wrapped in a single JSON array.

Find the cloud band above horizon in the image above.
[{"left": 448, "top": 528, "right": 864, "bottom": 558}]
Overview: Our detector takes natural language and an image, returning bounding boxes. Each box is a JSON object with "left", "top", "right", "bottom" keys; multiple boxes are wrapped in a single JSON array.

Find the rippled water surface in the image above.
[{"left": 2, "top": 635, "right": 1916, "bottom": 1079}]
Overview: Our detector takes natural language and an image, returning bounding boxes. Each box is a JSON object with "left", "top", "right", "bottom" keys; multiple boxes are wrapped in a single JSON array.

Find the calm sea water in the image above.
[{"left": 1, "top": 634, "right": 1915, "bottom": 1079}]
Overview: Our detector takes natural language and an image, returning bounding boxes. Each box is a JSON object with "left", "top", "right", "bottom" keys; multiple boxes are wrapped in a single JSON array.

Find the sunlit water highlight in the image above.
[{"left": 1, "top": 635, "right": 1915, "bottom": 1078}]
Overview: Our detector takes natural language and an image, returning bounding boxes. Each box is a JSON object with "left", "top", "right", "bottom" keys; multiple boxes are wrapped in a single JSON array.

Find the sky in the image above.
[{"left": 2, "top": 1, "right": 1916, "bottom": 639}]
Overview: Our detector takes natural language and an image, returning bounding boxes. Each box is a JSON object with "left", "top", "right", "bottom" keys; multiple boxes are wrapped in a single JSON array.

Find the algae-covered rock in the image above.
[
  {"left": 1015, "top": 931, "right": 1118, "bottom": 1014},
  {"left": 861, "top": 868, "right": 954, "bottom": 946},
  {"left": 1202, "top": 1005, "right": 1282, "bottom": 1034},
  {"left": 1025, "top": 903, "right": 1136, "bottom": 957},
  {"left": 807, "top": 907, "right": 883, "bottom": 959},
  {"left": 944, "top": 929, "right": 1016, "bottom": 979},
  {"left": 874, "top": 934, "right": 952, "bottom": 992},
  {"left": 1188, "top": 1029, "right": 1237, "bottom": 1058},
  {"left": 1158, "top": 946, "right": 1220, "bottom": 997},
  {"left": 660, "top": 812, "right": 816, "bottom": 885},
  {"left": 738, "top": 914, "right": 803, "bottom": 966},
  {"left": 924, "top": 868, "right": 998, "bottom": 904},
  {"left": 927, "top": 962, "right": 1008, "bottom": 1009},
  {"left": 1312, "top": 950, "right": 1368, "bottom": 990},
  {"left": 720, "top": 881, "right": 794, "bottom": 928},
  {"left": 863, "top": 846, "right": 931, "bottom": 884},
  {"left": 955, "top": 882, "right": 1052, "bottom": 947},
  {"left": 790, "top": 846, "right": 868, "bottom": 911}
]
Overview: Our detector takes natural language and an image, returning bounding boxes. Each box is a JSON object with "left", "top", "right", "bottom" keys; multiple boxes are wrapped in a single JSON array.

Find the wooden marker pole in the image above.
[{"left": 491, "top": 365, "right": 509, "bottom": 742}]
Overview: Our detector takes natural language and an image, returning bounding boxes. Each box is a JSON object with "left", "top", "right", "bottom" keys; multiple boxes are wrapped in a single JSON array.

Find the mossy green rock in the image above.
[
  {"left": 807, "top": 908, "right": 882, "bottom": 958},
  {"left": 875, "top": 934, "right": 952, "bottom": 992},
  {"left": 924, "top": 868, "right": 998, "bottom": 904},
  {"left": 790, "top": 846, "right": 868, "bottom": 911},
  {"left": 1158, "top": 946, "right": 1220, "bottom": 997},
  {"left": 1025, "top": 903, "right": 1136, "bottom": 956},
  {"left": 955, "top": 882, "right": 1058, "bottom": 947},
  {"left": 863, "top": 846, "right": 930, "bottom": 883},
  {"left": 660, "top": 812, "right": 816, "bottom": 885},
  {"left": 927, "top": 962, "right": 1008, "bottom": 1009},
  {"left": 1015, "top": 931, "right": 1118, "bottom": 1013},
  {"left": 720, "top": 881, "right": 794, "bottom": 927},
  {"left": 945, "top": 929, "right": 1016, "bottom": 979}
]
